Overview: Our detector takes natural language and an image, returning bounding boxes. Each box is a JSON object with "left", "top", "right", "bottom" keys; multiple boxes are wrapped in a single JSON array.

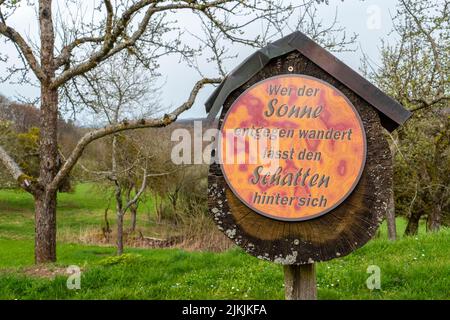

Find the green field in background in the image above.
[{"left": 0, "top": 184, "right": 448, "bottom": 300}]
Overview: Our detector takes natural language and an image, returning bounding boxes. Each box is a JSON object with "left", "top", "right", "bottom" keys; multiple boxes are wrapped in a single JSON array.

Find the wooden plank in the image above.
[{"left": 284, "top": 264, "right": 317, "bottom": 300}]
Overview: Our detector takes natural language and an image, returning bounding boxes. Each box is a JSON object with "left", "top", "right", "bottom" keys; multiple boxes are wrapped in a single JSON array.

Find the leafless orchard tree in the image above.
[
  {"left": 0, "top": 0, "right": 356, "bottom": 263},
  {"left": 73, "top": 53, "right": 171, "bottom": 255},
  {"left": 364, "top": 0, "right": 449, "bottom": 238}
]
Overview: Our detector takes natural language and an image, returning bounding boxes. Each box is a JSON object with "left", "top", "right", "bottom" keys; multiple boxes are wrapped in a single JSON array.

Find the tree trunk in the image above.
[
  {"left": 129, "top": 204, "right": 137, "bottom": 233},
  {"left": 102, "top": 206, "right": 112, "bottom": 241},
  {"left": 386, "top": 188, "right": 397, "bottom": 240},
  {"left": 154, "top": 193, "right": 162, "bottom": 223},
  {"left": 405, "top": 210, "right": 423, "bottom": 236},
  {"left": 35, "top": 85, "right": 58, "bottom": 264},
  {"left": 427, "top": 204, "right": 441, "bottom": 232},
  {"left": 386, "top": 141, "right": 397, "bottom": 241},
  {"left": 34, "top": 191, "right": 57, "bottom": 263},
  {"left": 35, "top": 0, "right": 58, "bottom": 264},
  {"left": 117, "top": 212, "right": 124, "bottom": 255}
]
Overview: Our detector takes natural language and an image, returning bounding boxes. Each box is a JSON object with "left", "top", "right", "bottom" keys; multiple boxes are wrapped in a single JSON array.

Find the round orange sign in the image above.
[{"left": 218, "top": 75, "right": 366, "bottom": 221}]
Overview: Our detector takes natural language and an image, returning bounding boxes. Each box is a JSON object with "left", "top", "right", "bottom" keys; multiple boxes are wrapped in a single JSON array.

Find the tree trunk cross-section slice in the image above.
[
  {"left": 219, "top": 74, "right": 367, "bottom": 221},
  {"left": 208, "top": 51, "right": 392, "bottom": 264}
]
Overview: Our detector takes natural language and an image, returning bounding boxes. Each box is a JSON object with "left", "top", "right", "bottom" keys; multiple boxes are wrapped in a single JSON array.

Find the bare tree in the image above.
[
  {"left": 0, "top": 0, "right": 356, "bottom": 263},
  {"left": 75, "top": 52, "right": 167, "bottom": 254},
  {"left": 364, "top": 0, "right": 449, "bottom": 236}
]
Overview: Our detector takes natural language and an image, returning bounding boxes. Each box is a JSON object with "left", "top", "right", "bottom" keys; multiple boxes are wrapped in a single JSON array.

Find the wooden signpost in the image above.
[{"left": 206, "top": 31, "right": 411, "bottom": 300}]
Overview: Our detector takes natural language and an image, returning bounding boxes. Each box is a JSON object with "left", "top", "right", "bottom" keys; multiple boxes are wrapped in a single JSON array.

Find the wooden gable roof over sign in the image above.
[{"left": 205, "top": 31, "right": 411, "bottom": 132}]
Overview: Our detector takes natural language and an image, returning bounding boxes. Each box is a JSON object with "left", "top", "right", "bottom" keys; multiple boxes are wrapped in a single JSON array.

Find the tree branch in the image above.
[
  {"left": 123, "top": 167, "right": 182, "bottom": 213},
  {"left": 0, "top": 145, "right": 35, "bottom": 192},
  {"left": 409, "top": 95, "right": 450, "bottom": 112},
  {"left": 55, "top": 0, "right": 114, "bottom": 68},
  {"left": 0, "top": 22, "right": 45, "bottom": 81},
  {"left": 401, "top": 0, "right": 444, "bottom": 83},
  {"left": 55, "top": 36, "right": 104, "bottom": 68},
  {"left": 123, "top": 169, "right": 147, "bottom": 213},
  {"left": 48, "top": 77, "right": 221, "bottom": 192},
  {"left": 51, "top": 4, "right": 155, "bottom": 88},
  {"left": 51, "top": 0, "right": 231, "bottom": 89}
]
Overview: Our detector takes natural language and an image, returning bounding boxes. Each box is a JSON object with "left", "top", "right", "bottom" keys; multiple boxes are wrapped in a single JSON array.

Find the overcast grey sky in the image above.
[{"left": 0, "top": 0, "right": 399, "bottom": 122}]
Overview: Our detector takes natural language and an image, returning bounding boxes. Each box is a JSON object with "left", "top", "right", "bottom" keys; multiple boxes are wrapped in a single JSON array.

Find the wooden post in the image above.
[{"left": 284, "top": 264, "right": 317, "bottom": 300}]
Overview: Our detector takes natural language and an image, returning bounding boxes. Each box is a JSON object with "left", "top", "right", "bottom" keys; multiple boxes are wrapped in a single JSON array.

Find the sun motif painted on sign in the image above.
[{"left": 218, "top": 74, "right": 366, "bottom": 221}]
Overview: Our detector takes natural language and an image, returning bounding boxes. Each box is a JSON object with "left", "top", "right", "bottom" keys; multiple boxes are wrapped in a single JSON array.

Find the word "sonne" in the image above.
[{"left": 265, "top": 98, "right": 323, "bottom": 118}]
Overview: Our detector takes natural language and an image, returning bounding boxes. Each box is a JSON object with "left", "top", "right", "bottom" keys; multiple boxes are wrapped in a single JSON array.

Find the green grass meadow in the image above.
[{"left": 0, "top": 184, "right": 448, "bottom": 299}]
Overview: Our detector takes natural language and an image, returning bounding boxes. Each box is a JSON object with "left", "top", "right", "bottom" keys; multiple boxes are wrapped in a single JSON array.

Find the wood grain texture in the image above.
[
  {"left": 284, "top": 264, "right": 317, "bottom": 300},
  {"left": 208, "top": 51, "right": 392, "bottom": 264}
]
